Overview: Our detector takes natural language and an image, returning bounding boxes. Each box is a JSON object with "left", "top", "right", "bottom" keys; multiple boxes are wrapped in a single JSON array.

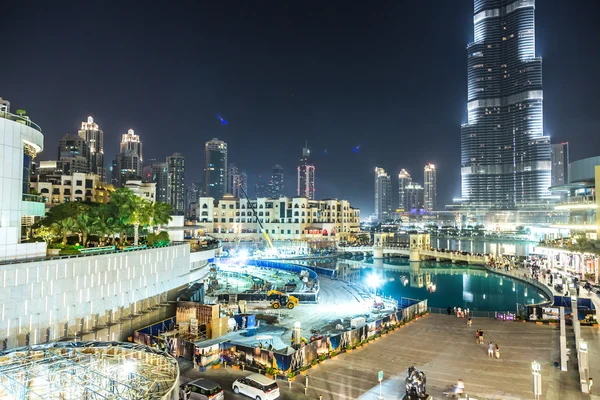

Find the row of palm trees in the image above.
[{"left": 34, "top": 188, "right": 173, "bottom": 247}]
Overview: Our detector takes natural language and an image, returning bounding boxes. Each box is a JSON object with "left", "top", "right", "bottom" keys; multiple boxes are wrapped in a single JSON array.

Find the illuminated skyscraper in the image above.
[
  {"left": 204, "top": 138, "right": 227, "bottom": 199},
  {"left": 374, "top": 167, "right": 392, "bottom": 221},
  {"left": 167, "top": 153, "right": 185, "bottom": 214},
  {"left": 424, "top": 163, "right": 437, "bottom": 211},
  {"left": 57, "top": 134, "right": 89, "bottom": 175},
  {"left": 297, "top": 143, "right": 315, "bottom": 199},
  {"left": 78, "top": 116, "right": 105, "bottom": 181},
  {"left": 398, "top": 169, "right": 412, "bottom": 211},
  {"left": 460, "top": 0, "right": 550, "bottom": 208},
  {"left": 228, "top": 163, "right": 248, "bottom": 198},
  {"left": 269, "top": 164, "right": 284, "bottom": 198},
  {"left": 112, "top": 129, "right": 143, "bottom": 187}
]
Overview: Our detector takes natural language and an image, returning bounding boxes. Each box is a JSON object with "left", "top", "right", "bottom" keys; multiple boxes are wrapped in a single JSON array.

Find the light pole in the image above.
[{"left": 532, "top": 361, "right": 542, "bottom": 400}]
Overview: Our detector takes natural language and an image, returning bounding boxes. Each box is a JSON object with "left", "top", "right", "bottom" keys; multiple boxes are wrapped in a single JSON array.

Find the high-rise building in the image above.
[
  {"left": 185, "top": 182, "right": 201, "bottom": 217},
  {"left": 297, "top": 143, "right": 315, "bottom": 199},
  {"left": 255, "top": 175, "right": 268, "bottom": 198},
  {"left": 269, "top": 164, "right": 284, "bottom": 198},
  {"left": 424, "top": 163, "right": 437, "bottom": 211},
  {"left": 150, "top": 162, "right": 169, "bottom": 204},
  {"left": 398, "top": 169, "right": 412, "bottom": 211},
  {"left": 374, "top": 167, "right": 392, "bottom": 221},
  {"left": 78, "top": 116, "right": 105, "bottom": 181},
  {"left": 551, "top": 143, "right": 569, "bottom": 186},
  {"left": 405, "top": 183, "right": 425, "bottom": 211},
  {"left": 167, "top": 153, "right": 185, "bottom": 214},
  {"left": 57, "top": 134, "right": 89, "bottom": 175},
  {"left": 459, "top": 0, "right": 550, "bottom": 208},
  {"left": 204, "top": 138, "right": 227, "bottom": 199},
  {"left": 228, "top": 164, "right": 247, "bottom": 198},
  {"left": 112, "top": 129, "right": 143, "bottom": 187}
]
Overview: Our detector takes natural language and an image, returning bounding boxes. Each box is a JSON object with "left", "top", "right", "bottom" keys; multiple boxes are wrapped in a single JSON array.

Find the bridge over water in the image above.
[{"left": 339, "top": 245, "right": 489, "bottom": 266}]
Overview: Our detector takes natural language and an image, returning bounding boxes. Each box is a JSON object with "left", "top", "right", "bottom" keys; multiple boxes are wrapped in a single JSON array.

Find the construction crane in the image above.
[{"left": 237, "top": 183, "right": 274, "bottom": 249}]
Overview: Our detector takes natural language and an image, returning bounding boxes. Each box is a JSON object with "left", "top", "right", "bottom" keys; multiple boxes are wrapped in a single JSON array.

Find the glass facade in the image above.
[{"left": 461, "top": 0, "right": 551, "bottom": 208}]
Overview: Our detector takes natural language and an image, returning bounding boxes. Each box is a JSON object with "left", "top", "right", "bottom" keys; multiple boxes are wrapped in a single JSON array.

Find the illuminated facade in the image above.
[
  {"left": 193, "top": 196, "right": 360, "bottom": 240},
  {"left": 113, "top": 129, "right": 143, "bottom": 187},
  {"left": 460, "top": 0, "right": 551, "bottom": 209},
  {"left": 297, "top": 144, "right": 315, "bottom": 200},
  {"left": 77, "top": 116, "right": 105, "bottom": 181},
  {"left": 398, "top": 169, "right": 412, "bottom": 211},
  {"left": 227, "top": 163, "right": 247, "bottom": 198},
  {"left": 167, "top": 153, "right": 185, "bottom": 214},
  {"left": 204, "top": 138, "right": 227, "bottom": 199},
  {"left": 424, "top": 163, "right": 437, "bottom": 211},
  {"left": 269, "top": 164, "right": 284, "bottom": 198},
  {"left": 374, "top": 167, "right": 392, "bottom": 221}
]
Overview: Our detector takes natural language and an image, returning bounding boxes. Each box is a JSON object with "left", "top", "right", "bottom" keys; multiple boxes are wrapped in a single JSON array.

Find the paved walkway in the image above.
[{"left": 299, "top": 314, "right": 580, "bottom": 400}]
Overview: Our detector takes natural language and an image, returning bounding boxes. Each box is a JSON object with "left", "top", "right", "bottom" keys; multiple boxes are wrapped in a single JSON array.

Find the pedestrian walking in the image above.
[
  {"left": 494, "top": 344, "right": 500, "bottom": 359},
  {"left": 488, "top": 342, "right": 494, "bottom": 358},
  {"left": 467, "top": 317, "right": 472, "bottom": 327},
  {"left": 589, "top": 378, "right": 593, "bottom": 394}
]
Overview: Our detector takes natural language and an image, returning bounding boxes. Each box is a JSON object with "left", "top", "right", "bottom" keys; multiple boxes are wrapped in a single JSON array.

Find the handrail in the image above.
[
  {"left": 22, "top": 193, "right": 44, "bottom": 203},
  {"left": 0, "top": 109, "right": 42, "bottom": 132},
  {"left": 0, "top": 241, "right": 195, "bottom": 266}
]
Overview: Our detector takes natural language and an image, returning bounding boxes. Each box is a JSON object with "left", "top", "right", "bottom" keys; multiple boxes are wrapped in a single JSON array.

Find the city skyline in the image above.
[{"left": 1, "top": 1, "right": 599, "bottom": 215}]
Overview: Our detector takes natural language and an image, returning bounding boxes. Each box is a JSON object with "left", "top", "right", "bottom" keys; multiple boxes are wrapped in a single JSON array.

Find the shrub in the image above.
[
  {"left": 346, "top": 344, "right": 353, "bottom": 351},
  {"left": 311, "top": 359, "right": 317, "bottom": 366},
  {"left": 266, "top": 367, "right": 277, "bottom": 376},
  {"left": 318, "top": 354, "right": 326, "bottom": 362},
  {"left": 287, "top": 371, "right": 296, "bottom": 379}
]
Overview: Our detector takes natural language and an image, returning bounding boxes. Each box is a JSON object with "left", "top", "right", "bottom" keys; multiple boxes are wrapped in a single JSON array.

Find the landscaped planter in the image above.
[
  {"left": 212, "top": 364, "right": 221, "bottom": 370},
  {"left": 548, "top": 322, "right": 559, "bottom": 327},
  {"left": 47, "top": 248, "right": 60, "bottom": 256},
  {"left": 287, "top": 376, "right": 296, "bottom": 382},
  {"left": 265, "top": 374, "right": 274, "bottom": 379},
  {"left": 232, "top": 365, "right": 240, "bottom": 370}
]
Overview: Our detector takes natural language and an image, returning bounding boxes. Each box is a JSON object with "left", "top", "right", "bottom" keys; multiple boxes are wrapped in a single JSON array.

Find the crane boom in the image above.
[{"left": 238, "top": 183, "right": 274, "bottom": 249}]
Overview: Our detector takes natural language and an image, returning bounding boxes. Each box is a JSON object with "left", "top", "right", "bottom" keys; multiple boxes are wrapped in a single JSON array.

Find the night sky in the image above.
[{"left": 1, "top": 1, "right": 599, "bottom": 216}]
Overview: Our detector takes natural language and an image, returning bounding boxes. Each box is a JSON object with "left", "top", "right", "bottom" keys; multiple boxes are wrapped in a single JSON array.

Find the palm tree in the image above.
[
  {"left": 150, "top": 201, "right": 173, "bottom": 232},
  {"left": 76, "top": 213, "right": 96, "bottom": 247},
  {"left": 52, "top": 217, "right": 76, "bottom": 245},
  {"left": 128, "top": 197, "right": 152, "bottom": 246}
]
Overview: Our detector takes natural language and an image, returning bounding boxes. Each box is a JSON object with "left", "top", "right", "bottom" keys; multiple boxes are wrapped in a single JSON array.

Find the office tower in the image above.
[
  {"left": 297, "top": 143, "right": 315, "bottom": 199},
  {"left": 78, "top": 116, "right": 105, "bottom": 181},
  {"left": 460, "top": 0, "right": 550, "bottom": 208},
  {"left": 551, "top": 143, "right": 569, "bottom": 186},
  {"left": 204, "top": 138, "right": 227, "bottom": 199},
  {"left": 374, "top": 167, "right": 392, "bottom": 221},
  {"left": 228, "top": 164, "right": 247, "bottom": 198},
  {"left": 185, "top": 182, "right": 201, "bottom": 216},
  {"left": 423, "top": 163, "right": 437, "bottom": 211},
  {"left": 142, "top": 158, "right": 158, "bottom": 182},
  {"left": 255, "top": 175, "right": 268, "bottom": 198},
  {"left": 112, "top": 129, "right": 143, "bottom": 187},
  {"left": 269, "top": 164, "right": 284, "bottom": 198},
  {"left": 151, "top": 162, "right": 169, "bottom": 204},
  {"left": 405, "top": 183, "right": 425, "bottom": 211},
  {"left": 57, "top": 134, "right": 89, "bottom": 175},
  {"left": 167, "top": 153, "right": 185, "bottom": 214},
  {"left": 398, "top": 169, "right": 412, "bottom": 211}
]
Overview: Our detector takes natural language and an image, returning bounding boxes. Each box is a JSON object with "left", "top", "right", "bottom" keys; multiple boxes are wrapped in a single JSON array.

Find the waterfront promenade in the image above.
[{"left": 182, "top": 314, "right": 593, "bottom": 399}]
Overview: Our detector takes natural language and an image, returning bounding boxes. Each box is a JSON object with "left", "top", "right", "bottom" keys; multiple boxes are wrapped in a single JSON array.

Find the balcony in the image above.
[
  {"left": 22, "top": 193, "right": 45, "bottom": 217},
  {"left": 555, "top": 196, "right": 596, "bottom": 210},
  {"left": 550, "top": 221, "right": 598, "bottom": 231},
  {"left": 0, "top": 108, "right": 42, "bottom": 132}
]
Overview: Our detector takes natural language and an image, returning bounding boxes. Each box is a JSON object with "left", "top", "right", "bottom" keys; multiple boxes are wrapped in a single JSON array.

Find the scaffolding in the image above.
[{"left": 0, "top": 341, "right": 179, "bottom": 399}]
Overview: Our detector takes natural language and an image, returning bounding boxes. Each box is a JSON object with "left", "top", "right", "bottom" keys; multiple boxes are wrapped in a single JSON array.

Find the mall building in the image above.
[
  {"left": 191, "top": 194, "right": 360, "bottom": 241},
  {"left": 0, "top": 99, "right": 218, "bottom": 350}
]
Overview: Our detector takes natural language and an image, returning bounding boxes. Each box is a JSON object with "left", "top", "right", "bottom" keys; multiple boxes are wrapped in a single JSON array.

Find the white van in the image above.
[
  {"left": 180, "top": 378, "right": 224, "bottom": 400},
  {"left": 232, "top": 373, "right": 280, "bottom": 400}
]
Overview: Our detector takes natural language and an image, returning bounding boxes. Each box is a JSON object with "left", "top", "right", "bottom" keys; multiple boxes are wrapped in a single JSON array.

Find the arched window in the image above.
[{"left": 202, "top": 204, "right": 208, "bottom": 209}]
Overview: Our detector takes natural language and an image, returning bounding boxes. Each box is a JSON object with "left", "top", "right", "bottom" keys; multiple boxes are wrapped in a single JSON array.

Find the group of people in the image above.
[
  {"left": 447, "top": 306, "right": 470, "bottom": 318},
  {"left": 474, "top": 330, "right": 500, "bottom": 358}
]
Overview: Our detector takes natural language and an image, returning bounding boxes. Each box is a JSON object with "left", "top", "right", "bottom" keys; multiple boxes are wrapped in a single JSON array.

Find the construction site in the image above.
[{"left": 0, "top": 342, "right": 180, "bottom": 399}]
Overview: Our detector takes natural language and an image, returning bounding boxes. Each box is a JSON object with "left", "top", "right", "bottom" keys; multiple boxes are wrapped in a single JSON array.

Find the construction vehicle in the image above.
[{"left": 266, "top": 290, "right": 299, "bottom": 309}]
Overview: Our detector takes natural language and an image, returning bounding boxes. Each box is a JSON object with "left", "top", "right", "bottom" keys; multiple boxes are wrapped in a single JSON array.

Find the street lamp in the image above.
[
  {"left": 532, "top": 361, "right": 542, "bottom": 400},
  {"left": 367, "top": 274, "right": 381, "bottom": 298}
]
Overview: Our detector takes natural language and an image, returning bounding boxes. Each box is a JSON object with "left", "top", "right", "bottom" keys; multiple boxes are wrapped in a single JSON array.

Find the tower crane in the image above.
[{"left": 238, "top": 183, "right": 274, "bottom": 249}]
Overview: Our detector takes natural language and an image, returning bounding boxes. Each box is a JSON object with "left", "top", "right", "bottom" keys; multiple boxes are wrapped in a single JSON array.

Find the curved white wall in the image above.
[
  {"left": 0, "top": 116, "right": 45, "bottom": 260},
  {"left": 0, "top": 244, "right": 193, "bottom": 348}
]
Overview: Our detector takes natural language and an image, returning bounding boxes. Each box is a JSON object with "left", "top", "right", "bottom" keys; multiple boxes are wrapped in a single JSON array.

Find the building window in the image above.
[
  {"left": 287, "top": 230, "right": 291, "bottom": 234},
  {"left": 229, "top": 218, "right": 233, "bottom": 223},
  {"left": 221, "top": 218, "right": 226, "bottom": 223},
  {"left": 295, "top": 230, "right": 299, "bottom": 234}
]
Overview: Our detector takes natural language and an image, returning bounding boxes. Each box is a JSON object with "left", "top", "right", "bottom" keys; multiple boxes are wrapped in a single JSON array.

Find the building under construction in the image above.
[{"left": 0, "top": 341, "right": 179, "bottom": 399}]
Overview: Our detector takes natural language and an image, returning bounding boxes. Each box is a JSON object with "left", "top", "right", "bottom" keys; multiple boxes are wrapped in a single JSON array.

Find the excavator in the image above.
[{"left": 266, "top": 290, "right": 299, "bottom": 309}]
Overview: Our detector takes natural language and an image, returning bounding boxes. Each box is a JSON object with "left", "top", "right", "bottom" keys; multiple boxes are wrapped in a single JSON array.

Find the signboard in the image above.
[
  {"left": 542, "top": 307, "right": 559, "bottom": 321},
  {"left": 378, "top": 371, "right": 383, "bottom": 382}
]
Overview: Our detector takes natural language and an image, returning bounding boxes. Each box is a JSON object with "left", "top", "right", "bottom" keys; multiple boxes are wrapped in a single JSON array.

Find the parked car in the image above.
[
  {"left": 180, "top": 378, "right": 224, "bottom": 400},
  {"left": 232, "top": 373, "right": 280, "bottom": 400}
]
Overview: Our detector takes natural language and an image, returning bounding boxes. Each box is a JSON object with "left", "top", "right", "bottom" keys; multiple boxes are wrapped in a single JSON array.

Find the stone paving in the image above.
[{"left": 299, "top": 314, "right": 582, "bottom": 400}]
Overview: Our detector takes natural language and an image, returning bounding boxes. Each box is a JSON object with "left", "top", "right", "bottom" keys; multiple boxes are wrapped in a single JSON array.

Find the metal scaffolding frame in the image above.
[{"left": 0, "top": 341, "right": 179, "bottom": 399}]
